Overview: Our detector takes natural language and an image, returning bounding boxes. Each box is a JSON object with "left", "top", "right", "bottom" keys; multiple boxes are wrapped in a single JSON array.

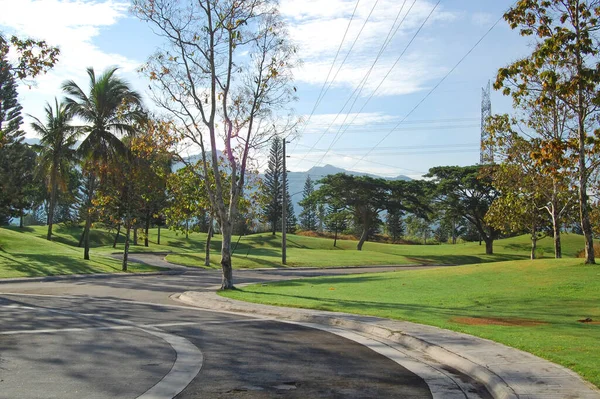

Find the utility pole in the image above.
[{"left": 282, "top": 139, "right": 287, "bottom": 265}]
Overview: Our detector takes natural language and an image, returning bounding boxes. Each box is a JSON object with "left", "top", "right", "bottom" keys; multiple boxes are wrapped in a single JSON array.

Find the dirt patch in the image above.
[
  {"left": 578, "top": 318, "right": 600, "bottom": 325},
  {"left": 452, "top": 316, "right": 547, "bottom": 327}
]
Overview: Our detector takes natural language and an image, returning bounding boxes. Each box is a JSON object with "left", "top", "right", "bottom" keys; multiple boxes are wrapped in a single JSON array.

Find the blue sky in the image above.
[{"left": 0, "top": 0, "right": 530, "bottom": 178}]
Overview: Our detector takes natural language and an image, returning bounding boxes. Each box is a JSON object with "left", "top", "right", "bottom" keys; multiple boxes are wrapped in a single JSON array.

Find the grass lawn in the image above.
[
  {"left": 166, "top": 231, "right": 586, "bottom": 269},
  {"left": 0, "top": 226, "right": 164, "bottom": 278},
  {"left": 221, "top": 258, "right": 600, "bottom": 388}
]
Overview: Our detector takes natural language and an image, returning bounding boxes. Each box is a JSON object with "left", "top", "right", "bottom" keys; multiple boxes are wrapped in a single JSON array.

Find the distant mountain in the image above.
[
  {"left": 286, "top": 164, "right": 411, "bottom": 216},
  {"left": 175, "top": 156, "right": 411, "bottom": 217}
]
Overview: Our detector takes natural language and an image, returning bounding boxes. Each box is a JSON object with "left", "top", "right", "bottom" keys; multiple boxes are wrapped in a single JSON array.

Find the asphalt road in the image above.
[{"left": 0, "top": 261, "right": 484, "bottom": 398}]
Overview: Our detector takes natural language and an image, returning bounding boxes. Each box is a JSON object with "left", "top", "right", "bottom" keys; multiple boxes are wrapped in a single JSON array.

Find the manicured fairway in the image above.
[
  {"left": 221, "top": 258, "right": 600, "bottom": 388},
  {"left": 0, "top": 227, "right": 163, "bottom": 278},
  {"left": 166, "top": 231, "right": 586, "bottom": 269}
]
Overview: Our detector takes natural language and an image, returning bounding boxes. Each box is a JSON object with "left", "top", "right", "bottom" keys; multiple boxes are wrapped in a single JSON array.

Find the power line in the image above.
[
  {"left": 306, "top": 117, "right": 479, "bottom": 127},
  {"left": 292, "top": 143, "right": 427, "bottom": 175},
  {"left": 312, "top": 0, "right": 441, "bottom": 168},
  {"left": 301, "top": 123, "right": 479, "bottom": 134},
  {"left": 347, "top": 8, "right": 507, "bottom": 171},
  {"left": 292, "top": 0, "right": 417, "bottom": 166},
  {"left": 291, "top": 0, "right": 378, "bottom": 149},
  {"left": 291, "top": 0, "right": 361, "bottom": 141}
]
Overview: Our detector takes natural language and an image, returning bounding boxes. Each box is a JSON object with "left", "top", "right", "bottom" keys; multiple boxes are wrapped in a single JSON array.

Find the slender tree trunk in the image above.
[
  {"left": 133, "top": 227, "right": 138, "bottom": 245},
  {"left": 357, "top": 227, "right": 368, "bottom": 251},
  {"left": 550, "top": 190, "right": 562, "bottom": 259},
  {"left": 47, "top": 181, "right": 57, "bottom": 240},
  {"left": 574, "top": 18, "right": 595, "bottom": 265},
  {"left": 220, "top": 219, "right": 234, "bottom": 289},
  {"left": 185, "top": 220, "right": 189, "bottom": 239},
  {"left": 122, "top": 221, "right": 131, "bottom": 272},
  {"left": 83, "top": 213, "right": 91, "bottom": 260},
  {"left": 78, "top": 228, "right": 85, "bottom": 247},
  {"left": 19, "top": 208, "right": 24, "bottom": 228},
  {"left": 158, "top": 225, "right": 161, "bottom": 245},
  {"left": 144, "top": 213, "right": 150, "bottom": 247},
  {"left": 484, "top": 237, "right": 493, "bottom": 255},
  {"left": 113, "top": 224, "right": 121, "bottom": 249},
  {"left": 205, "top": 218, "right": 213, "bottom": 267},
  {"left": 333, "top": 225, "right": 338, "bottom": 248},
  {"left": 531, "top": 223, "right": 537, "bottom": 260}
]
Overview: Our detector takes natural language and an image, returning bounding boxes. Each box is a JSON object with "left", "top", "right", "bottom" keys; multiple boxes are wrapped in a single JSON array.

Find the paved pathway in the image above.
[
  {"left": 1, "top": 255, "right": 598, "bottom": 398},
  {"left": 0, "top": 259, "right": 490, "bottom": 399}
]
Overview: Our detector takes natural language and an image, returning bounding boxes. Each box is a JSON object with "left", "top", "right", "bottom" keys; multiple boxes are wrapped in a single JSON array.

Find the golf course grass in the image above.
[
  {"left": 0, "top": 226, "right": 164, "bottom": 278},
  {"left": 221, "top": 258, "right": 600, "bottom": 388},
  {"left": 166, "top": 231, "right": 586, "bottom": 269}
]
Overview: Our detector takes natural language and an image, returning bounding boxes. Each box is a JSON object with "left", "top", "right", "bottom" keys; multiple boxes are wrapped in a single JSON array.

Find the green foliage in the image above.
[
  {"left": 0, "top": 142, "right": 37, "bottom": 225},
  {"left": 0, "top": 44, "right": 24, "bottom": 145},
  {"left": 299, "top": 175, "right": 318, "bottom": 231},
  {"left": 427, "top": 165, "right": 499, "bottom": 253},
  {"left": 28, "top": 98, "right": 78, "bottom": 239},
  {"left": 261, "top": 137, "right": 284, "bottom": 233}
]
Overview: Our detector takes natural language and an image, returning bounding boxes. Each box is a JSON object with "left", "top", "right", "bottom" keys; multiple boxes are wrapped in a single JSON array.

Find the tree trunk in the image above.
[
  {"left": 220, "top": 220, "right": 234, "bottom": 289},
  {"left": 531, "top": 223, "right": 537, "bottom": 260},
  {"left": 185, "top": 220, "right": 189, "bottom": 239},
  {"left": 133, "top": 227, "right": 138, "bottom": 245},
  {"left": 205, "top": 219, "right": 213, "bottom": 267},
  {"left": 83, "top": 212, "right": 91, "bottom": 260},
  {"left": 158, "top": 225, "right": 161, "bottom": 245},
  {"left": 550, "top": 192, "right": 562, "bottom": 259},
  {"left": 574, "top": 18, "right": 595, "bottom": 265},
  {"left": 47, "top": 182, "right": 57, "bottom": 240},
  {"left": 78, "top": 228, "right": 85, "bottom": 247},
  {"left": 333, "top": 226, "right": 338, "bottom": 248},
  {"left": 122, "top": 222, "right": 131, "bottom": 272},
  {"left": 484, "top": 237, "right": 493, "bottom": 255},
  {"left": 19, "top": 208, "right": 24, "bottom": 228},
  {"left": 357, "top": 227, "right": 368, "bottom": 251},
  {"left": 144, "top": 213, "right": 150, "bottom": 247},
  {"left": 113, "top": 224, "right": 121, "bottom": 249}
]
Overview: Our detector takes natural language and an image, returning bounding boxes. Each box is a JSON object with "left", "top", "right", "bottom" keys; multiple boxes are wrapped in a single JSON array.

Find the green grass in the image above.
[
  {"left": 221, "top": 258, "right": 600, "bottom": 388},
  {"left": 0, "top": 226, "right": 164, "bottom": 278},
  {"left": 166, "top": 232, "right": 586, "bottom": 269}
]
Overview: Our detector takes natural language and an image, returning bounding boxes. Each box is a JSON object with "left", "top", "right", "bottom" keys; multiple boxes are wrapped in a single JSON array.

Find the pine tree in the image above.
[
  {"left": 299, "top": 175, "right": 318, "bottom": 231},
  {"left": 286, "top": 188, "right": 297, "bottom": 233},
  {"left": 261, "top": 137, "right": 283, "bottom": 234},
  {"left": 0, "top": 40, "right": 24, "bottom": 145},
  {"left": 386, "top": 210, "right": 404, "bottom": 242}
]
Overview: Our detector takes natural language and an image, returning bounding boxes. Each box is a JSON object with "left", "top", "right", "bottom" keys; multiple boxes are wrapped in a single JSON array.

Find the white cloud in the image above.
[
  {"left": 471, "top": 12, "right": 494, "bottom": 26},
  {"left": 281, "top": 0, "right": 456, "bottom": 97},
  {"left": 0, "top": 0, "right": 140, "bottom": 136}
]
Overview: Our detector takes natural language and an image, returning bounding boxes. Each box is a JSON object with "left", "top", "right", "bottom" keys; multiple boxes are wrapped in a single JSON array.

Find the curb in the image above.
[{"left": 175, "top": 291, "right": 518, "bottom": 399}]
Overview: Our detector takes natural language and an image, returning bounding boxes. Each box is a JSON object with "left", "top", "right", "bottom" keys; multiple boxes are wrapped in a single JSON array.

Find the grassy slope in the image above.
[
  {"left": 0, "top": 226, "right": 163, "bottom": 278},
  {"left": 166, "top": 231, "right": 586, "bottom": 268},
  {"left": 222, "top": 258, "right": 600, "bottom": 388}
]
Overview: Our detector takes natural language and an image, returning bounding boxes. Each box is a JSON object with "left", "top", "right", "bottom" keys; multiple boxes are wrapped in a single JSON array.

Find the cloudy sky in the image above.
[{"left": 0, "top": 0, "right": 529, "bottom": 178}]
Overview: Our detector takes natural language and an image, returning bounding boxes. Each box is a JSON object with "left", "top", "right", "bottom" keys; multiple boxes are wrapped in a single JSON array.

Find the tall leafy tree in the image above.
[
  {"left": 62, "top": 67, "right": 143, "bottom": 260},
  {"left": 133, "top": 0, "right": 298, "bottom": 289},
  {"left": 427, "top": 165, "right": 499, "bottom": 254},
  {"left": 499, "top": 0, "right": 600, "bottom": 264},
  {"left": 262, "top": 137, "right": 284, "bottom": 235},
  {"left": 0, "top": 33, "right": 59, "bottom": 146},
  {"left": 0, "top": 44, "right": 23, "bottom": 145},
  {"left": 29, "top": 99, "right": 78, "bottom": 240},
  {"left": 299, "top": 175, "right": 318, "bottom": 231}
]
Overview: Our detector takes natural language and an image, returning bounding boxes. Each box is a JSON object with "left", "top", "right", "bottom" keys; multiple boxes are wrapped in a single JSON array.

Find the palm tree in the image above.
[
  {"left": 62, "top": 67, "right": 143, "bottom": 260},
  {"left": 29, "top": 98, "right": 77, "bottom": 241}
]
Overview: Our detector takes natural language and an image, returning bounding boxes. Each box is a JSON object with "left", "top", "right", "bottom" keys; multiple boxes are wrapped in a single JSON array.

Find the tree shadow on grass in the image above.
[{"left": 0, "top": 253, "right": 123, "bottom": 278}]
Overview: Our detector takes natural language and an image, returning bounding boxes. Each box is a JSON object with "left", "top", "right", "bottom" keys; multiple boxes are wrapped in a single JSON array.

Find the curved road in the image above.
[{"left": 0, "top": 259, "right": 487, "bottom": 398}]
